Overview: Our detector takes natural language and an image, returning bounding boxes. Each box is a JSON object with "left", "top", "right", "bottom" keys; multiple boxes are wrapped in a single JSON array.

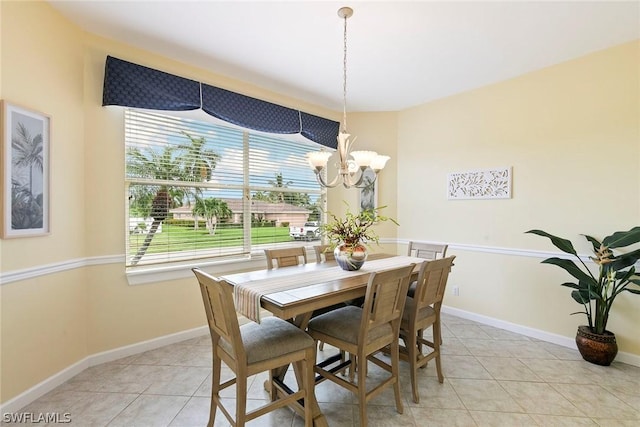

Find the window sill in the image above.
[{"left": 125, "top": 253, "right": 268, "bottom": 286}]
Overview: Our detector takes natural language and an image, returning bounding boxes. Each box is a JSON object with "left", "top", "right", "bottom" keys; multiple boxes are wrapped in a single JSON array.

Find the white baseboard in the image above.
[
  {"left": 87, "top": 326, "right": 209, "bottom": 367},
  {"left": 442, "top": 305, "right": 640, "bottom": 368},
  {"left": 0, "top": 357, "right": 89, "bottom": 416},
  {"left": 0, "top": 326, "right": 208, "bottom": 414}
]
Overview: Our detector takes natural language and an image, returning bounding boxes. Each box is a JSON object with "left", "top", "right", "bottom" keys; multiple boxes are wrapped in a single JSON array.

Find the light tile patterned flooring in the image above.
[{"left": 8, "top": 313, "right": 640, "bottom": 426}]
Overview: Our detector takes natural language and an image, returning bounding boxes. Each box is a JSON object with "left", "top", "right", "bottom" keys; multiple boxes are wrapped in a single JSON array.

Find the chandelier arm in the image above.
[
  {"left": 341, "top": 167, "right": 365, "bottom": 188},
  {"left": 315, "top": 169, "right": 341, "bottom": 188},
  {"left": 350, "top": 167, "right": 370, "bottom": 188},
  {"left": 341, "top": 171, "right": 356, "bottom": 188},
  {"left": 354, "top": 170, "right": 378, "bottom": 189}
]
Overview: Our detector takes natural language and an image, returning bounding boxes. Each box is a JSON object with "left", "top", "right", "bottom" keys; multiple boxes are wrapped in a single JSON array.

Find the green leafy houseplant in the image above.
[
  {"left": 320, "top": 204, "right": 398, "bottom": 271},
  {"left": 320, "top": 204, "right": 398, "bottom": 251},
  {"left": 526, "top": 227, "right": 640, "bottom": 335}
]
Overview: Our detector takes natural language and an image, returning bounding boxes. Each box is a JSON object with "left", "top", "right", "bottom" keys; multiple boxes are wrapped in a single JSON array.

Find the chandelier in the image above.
[{"left": 307, "top": 7, "right": 390, "bottom": 189}]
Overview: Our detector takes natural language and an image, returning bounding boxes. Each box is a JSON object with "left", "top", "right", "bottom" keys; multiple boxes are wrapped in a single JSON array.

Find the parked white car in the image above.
[{"left": 289, "top": 221, "right": 320, "bottom": 241}]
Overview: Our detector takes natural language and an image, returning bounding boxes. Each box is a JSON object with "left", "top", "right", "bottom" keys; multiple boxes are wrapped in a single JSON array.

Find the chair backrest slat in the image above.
[
  {"left": 193, "top": 268, "right": 245, "bottom": 360},
  {"left": 414, "top": 256, "right": 456, "bottom": 309},
  {"left": 407, "top": 241, "right": 448, "bottom": 260},
  {"left": 264, "top": 247, "right": 307, "bottom": 269},
  {"left": 360, "top": 264, "right": 415, "bottom": 338},
  {"left": 314, "top": 244, "right": 335, "bottom": 263}
]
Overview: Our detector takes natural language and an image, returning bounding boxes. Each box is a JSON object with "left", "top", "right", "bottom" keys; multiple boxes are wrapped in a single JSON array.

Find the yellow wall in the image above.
[
  {"left": 1, "top": 0, "right": 639, "bottom": 407},
  {"left": 396, "top": 40, "right": 640, "bottom": 352},
  {"left": 0, "top": 0, "right": 87, "bottom": 402}
]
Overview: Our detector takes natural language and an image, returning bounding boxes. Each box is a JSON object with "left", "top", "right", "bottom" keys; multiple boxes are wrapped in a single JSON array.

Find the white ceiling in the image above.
[{"left": 48, "top": 1, "right": 639, "bottom": 112}]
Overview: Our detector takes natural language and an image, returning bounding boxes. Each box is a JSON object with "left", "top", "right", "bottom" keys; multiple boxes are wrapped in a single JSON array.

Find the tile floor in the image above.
[{"left": 8, "top": 313, "right": 640, "bottom": 426}]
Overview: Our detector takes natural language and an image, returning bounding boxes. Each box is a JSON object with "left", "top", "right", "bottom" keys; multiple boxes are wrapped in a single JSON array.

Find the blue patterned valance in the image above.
[
  {"left": 102, "top": 56, "right": 339, "bottom": 148},
  {"left": 300, "top": 112, "right": 340, "bottom": 150},
  {"left": 201, "top": 85, "right": 301, "bottom": 135},
  {"left": 102, "top": 56, "right": 200, "bottom": 111}
]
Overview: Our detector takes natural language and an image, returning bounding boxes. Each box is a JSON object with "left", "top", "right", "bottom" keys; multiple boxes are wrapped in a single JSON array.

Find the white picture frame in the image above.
[{"left": 1, "top": 101, "right": 51, "bottom": 238}]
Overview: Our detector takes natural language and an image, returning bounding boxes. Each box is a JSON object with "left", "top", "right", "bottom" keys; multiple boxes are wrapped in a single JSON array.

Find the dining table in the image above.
[{"left": 220, "top": 253, "right": 425, "bottom": 427}]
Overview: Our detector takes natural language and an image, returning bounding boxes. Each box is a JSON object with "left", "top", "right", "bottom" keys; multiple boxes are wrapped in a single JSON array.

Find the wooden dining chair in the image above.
[
  {"left": 264, "top": 247, "right": 308, "bottom": 269},
  {"left": 398, "top": 256, "right": 456, "bottom": 403},
  {"left": 407, "top": 241, "right": 448, "bottom": 260},
  {"left": 264, "top": 246, "right": 338, "bottom": 353},
  {"left": 406, "top": 241, "right": 448, "bottom": 296},
  {"left": 313, "top": 244, "right": 335, "bottom": 263},
  {"left": 192, "top": 268, "right": 316, "bottom": 427},
  {"left": 307, "top": 264, "right": 416, "bottom": 427},
  {"left": 313, "top": 244, "right": 336, "bottom": 351},
  {"left": 406, "top": 241, "right": 449, "bottom": 346}
]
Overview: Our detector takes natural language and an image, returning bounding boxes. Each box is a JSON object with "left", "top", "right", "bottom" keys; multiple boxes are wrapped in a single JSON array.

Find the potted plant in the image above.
[
  {"left": 321, "top": 204, "right": 398, "bottom": 271},
  {"left": 526, "top": 227, "right": 640, "bottom": 365}
]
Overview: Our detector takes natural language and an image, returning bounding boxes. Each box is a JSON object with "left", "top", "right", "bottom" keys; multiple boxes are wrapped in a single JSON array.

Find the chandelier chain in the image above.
[{"left": 342, "top": 11, "right": 348, "bottom": 133}]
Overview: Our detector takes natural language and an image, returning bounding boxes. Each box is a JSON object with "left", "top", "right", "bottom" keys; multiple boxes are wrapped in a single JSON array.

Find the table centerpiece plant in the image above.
[
  {"left": 320, "top": 204, "right": 398, "bottom": 271},
  {"left": 526, "top": 226, "right": 640, "bottom": 365}
]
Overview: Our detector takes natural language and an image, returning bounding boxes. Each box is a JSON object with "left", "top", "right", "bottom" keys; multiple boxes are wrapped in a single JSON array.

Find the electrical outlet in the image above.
[{"left": 453, "top": 286, "right": 459, "bottom": 296}]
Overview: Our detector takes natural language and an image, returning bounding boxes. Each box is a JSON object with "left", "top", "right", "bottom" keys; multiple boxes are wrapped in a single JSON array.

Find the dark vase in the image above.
[
  {"left": 334, "top": 243, "right": 368, "bottom": 271},
  {"left": 575, "top": 325, "right": 618, "bottom": 366}
]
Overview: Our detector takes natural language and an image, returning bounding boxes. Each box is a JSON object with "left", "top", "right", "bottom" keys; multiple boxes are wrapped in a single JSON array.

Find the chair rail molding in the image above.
[
  {"left": 1, "top": 240, "right": 594, "bottom": 286},
  {"left": 0, "top": 255, "right": 124, "bottom": 285}
]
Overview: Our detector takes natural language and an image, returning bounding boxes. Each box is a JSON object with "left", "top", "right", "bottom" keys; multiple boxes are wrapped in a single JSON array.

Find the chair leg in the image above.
[
  {"left": 357, "top": 351, "right": 368, "bottom": 427},
  {"left": 390, "top": 339, "right": 404, "bottom": 414},
  {"left": 303, "top": 349, "right": 315, "bottom": 427},
  {"left": 418, "top": 329, "right": 428, "bottom": 369},
  {"left": 434, "top": 321, "right": 444, "bottom": 383},
  {"left": 352, "top": 352, "right": 368, "bottom": 377},
  {"left": 269, "top": 368, "right": 278, "bottom": 401},
  {"left": 349, "top": 353, "right": 356, "bottom": 382},
  {"left": 408, "top": 327, "right": 420, "bottom": 404},
  {"left": 236, "top": 371, "right": 248, "bottom": 427},
  {"left": 209, "top": 352, "right": 221, "bottom": 427}
]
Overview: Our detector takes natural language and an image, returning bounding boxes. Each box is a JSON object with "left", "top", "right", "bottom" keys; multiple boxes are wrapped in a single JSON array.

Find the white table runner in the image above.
[{"left": 225, "top": 256, "right": 424, "bottom": 322}]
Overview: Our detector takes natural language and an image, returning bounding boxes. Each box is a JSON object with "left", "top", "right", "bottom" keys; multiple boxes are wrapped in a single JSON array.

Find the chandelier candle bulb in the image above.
[
  {"left": 350, "top": 150, "right": 378, "bottom": 167},
  {"left": 371, "top": 155, "right": 391, "bottom": 171},
  {"left": 307, "top": 151, "right": 332, "bottom": 169}
]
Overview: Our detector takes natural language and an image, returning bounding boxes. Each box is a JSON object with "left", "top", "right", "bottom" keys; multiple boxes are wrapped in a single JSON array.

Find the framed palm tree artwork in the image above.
[
  {"left": 358, "top": 168, "right": 377, "bottom": 214},
  {"left": 1, "top": 101, "right": 50, "bottom": 238}
]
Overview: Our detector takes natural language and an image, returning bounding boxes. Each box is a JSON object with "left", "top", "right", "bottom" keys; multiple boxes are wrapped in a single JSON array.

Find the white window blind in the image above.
[{"left": 125, "top": 109, "right": 326, "bottom": 268}]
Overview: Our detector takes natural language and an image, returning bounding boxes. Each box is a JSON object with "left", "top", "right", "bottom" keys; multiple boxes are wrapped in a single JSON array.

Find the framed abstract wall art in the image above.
[
  {"left": 447, "top": 167, "right": 512, "bottom": 200},
  {"left": 1, "top": 101, "right": 50, "bottom": 238}
]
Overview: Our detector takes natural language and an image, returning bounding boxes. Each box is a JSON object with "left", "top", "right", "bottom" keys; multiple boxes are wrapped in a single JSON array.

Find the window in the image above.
[{"left": 125, "top": 110, "right": 326, "bottom": 268}]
